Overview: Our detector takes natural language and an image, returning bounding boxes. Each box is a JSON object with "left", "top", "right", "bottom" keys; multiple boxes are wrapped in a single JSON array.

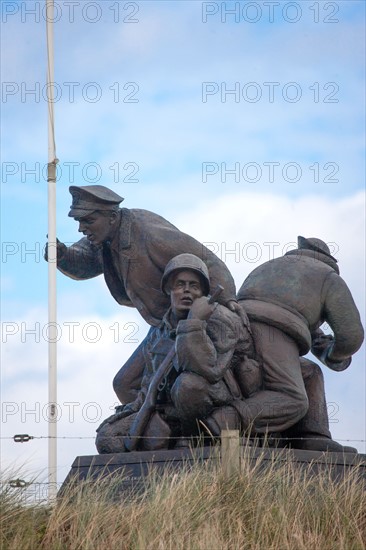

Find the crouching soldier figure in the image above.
[
  {"left": 96, "top": 254, "right": 257, "bottom": 453},
  {"left": 236, "top": 236, "right": 364, "bottom": 452}
]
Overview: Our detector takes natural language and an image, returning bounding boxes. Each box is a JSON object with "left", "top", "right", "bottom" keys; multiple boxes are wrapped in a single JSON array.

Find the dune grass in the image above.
[{"left": 1, "top": 448, "right": 365, "bottom": 550}]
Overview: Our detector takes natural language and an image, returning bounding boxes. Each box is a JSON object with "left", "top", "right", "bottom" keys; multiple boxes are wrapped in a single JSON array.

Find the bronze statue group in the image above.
[{"left": 46, "top": 185, "right": 364, "bottom": 454}]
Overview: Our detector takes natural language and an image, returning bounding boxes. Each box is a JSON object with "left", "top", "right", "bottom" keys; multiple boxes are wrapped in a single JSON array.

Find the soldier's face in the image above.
[
  {"left": 76, "top": 211, "right": 117, "bottom": 245},
  {"left": 169, "top": 270, "right": 203, "bottom": 318}
]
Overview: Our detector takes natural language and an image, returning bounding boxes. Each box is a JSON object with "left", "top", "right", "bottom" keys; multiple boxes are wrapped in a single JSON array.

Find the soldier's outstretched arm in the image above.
[
  {"left": 44, "top": 236, "right": 104, "bottom": 280},
  {"left": 321, "top": 273, "right": 364, "bottom": 369}
]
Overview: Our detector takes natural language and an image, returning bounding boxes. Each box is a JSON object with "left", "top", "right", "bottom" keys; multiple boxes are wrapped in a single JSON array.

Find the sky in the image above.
[{"left": 1, "top": 0, "right": 365, "bottom": 495}]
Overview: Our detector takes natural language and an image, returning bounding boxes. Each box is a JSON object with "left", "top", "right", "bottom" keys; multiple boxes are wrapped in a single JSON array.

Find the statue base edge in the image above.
[{"left": 60, "top": 447, "right": 366, "bottom": 496}]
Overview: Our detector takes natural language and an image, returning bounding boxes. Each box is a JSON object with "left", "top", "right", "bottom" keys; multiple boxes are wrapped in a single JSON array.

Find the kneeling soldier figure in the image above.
[{"left": 96, "top": 253, "right": 256, "bottom": 453}]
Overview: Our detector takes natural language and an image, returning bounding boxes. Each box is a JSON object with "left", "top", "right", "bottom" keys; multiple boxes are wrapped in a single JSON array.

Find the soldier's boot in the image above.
[
  {"left": 143, "top": 412, "right": 172, "bottom": 451},
  {"left": 203, "top": 406, "right": 242, "bottom": 438},
  {"left": 174, "top": 437, "right": 192, "bottom": 449},
  {"left": 293, "top": 433, "right": 357, "bottom": 453}
]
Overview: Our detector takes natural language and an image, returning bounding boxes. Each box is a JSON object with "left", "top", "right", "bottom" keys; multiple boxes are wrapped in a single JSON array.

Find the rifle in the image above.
[{"left": 124, "top": 285, "right": 224, "bottom": 451}]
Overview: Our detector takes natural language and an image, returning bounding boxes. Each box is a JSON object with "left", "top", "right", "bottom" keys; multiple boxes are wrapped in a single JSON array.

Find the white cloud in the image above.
[{"left": 174, "top": 190, "right": 365, "bottom": 300}]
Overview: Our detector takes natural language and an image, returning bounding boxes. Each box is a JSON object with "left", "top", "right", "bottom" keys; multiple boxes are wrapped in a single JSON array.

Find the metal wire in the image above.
[{"left": 5, "top": 434, "right": 366, "bottom": 443}]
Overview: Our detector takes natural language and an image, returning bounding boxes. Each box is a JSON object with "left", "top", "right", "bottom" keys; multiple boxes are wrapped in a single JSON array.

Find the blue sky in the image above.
[{"left": 1, "top": 1, "right": 365, "bottom": 488}]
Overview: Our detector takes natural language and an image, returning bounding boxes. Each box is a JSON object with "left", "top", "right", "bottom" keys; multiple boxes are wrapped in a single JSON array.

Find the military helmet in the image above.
[
  {"left": 161, "top": 253, "right": 210, "bottom": 295},
  {"left": 297, "top": 236, "right": 338, "bottom": 262}
]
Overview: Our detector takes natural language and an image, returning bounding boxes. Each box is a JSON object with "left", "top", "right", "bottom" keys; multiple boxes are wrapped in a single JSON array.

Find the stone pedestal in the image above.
[{"left": 60, "top": 447, "right": 366, "bottom": 495}]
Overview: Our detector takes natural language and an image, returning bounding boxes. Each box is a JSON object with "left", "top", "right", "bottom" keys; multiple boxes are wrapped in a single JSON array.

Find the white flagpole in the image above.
[{"left": 46, "top": 0, "right": 58, "bottom": 502}]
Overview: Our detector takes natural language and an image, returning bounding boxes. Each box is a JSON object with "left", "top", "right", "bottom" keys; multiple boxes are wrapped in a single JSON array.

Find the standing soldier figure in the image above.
[{"left": 45, "top": 185, "right": 242, "bottom": 402}]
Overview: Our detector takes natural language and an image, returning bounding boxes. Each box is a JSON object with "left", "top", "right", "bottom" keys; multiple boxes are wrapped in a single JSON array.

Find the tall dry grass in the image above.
[{"left": 1, "top": 447, "right": 365, "bottom": 550}]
